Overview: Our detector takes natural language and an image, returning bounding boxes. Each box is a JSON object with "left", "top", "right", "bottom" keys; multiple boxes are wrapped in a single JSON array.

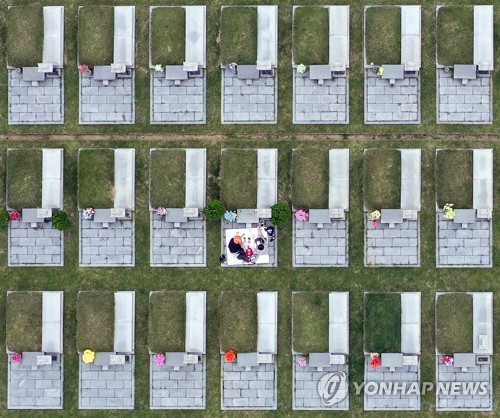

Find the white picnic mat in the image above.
[{"left": 225, "top": 227, "right": 269, "bottom": 266}]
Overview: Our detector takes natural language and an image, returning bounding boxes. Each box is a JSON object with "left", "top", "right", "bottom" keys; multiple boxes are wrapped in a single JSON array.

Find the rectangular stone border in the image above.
[
  {"left": 220, "top": 354, "right": 278, "bottom": 410},
  {"left": 292, "top": 216, "right": 349, "bottom": 267},
  {"left": 7, "top": 225, "right": 64, "bottom": 267},
  {"left": 149, "top": 354, "right": 207, "bottom": 409},
  {"left": 78, "top": 213, "right": 136, "bottom": 267},
  {"left": 364, "top": 215, "right": 421, "bottom": 267},
  {"left": 78, "top": 72, "right": 136, "bottom": 125},
  {"left": 8, "top": 71, "right": 65, "bottom": 125},
  {"left": 78, "top": 356, "right": 135, "bottom": 410},
  {"left": 149, "top": 212, "right": 207, "bottom": 267},
  {"left": 434, "top": 214, "right": 492, "bottom": 268}
]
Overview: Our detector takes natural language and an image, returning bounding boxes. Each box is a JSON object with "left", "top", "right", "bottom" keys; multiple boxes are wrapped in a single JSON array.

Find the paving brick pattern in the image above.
[
  {"left": 293, "top": 355, "right": 348, "bottom": 410},
  {"left": 365, "top": 73, "right": 420, "bottom": 123},
  {"left": 80, "top": 74, "right": 135, "bottom": 124},
  {"left": 8, "top": 358, "right": 63, "bottom": 409},
  {"left": 222, "top": 71, "right": 277, "bottom": 124},
  {"left": 436, "top": 357, "right": 492, "bottom": 410},
  {"left": 150, "top": 215, "right": 206, "bottom": 267},
  {"left": 221, "top": 359, "right": 277, "bottom": 410},
  {"left": 293, "top": 71, "right": 348, "bottom": 124},
  {"left": 293, "top": 219, "right": 348, "bottom": 267},
  {"left": 151, "top": 73, "right": 206, "bottom": 124},
  {"left": 9, "top": 221, "right": 63, "bottom": 266},
  {"left": 437, "top": 70, "right": 492, "bottom": 123},
  {"left": 79, "top": 359, "right": 135, "bottom": 409},
  {"left": 8, "top": 70, "right": 64, "bottom": 125},
  {"left": 150, "top": 355, "right": 206, "bottom": 409},
  {"left": 436, "top": 215, "right": 491, "bottom": 267},
  {"left": 221, "top": 221, "right": 277, "bottom": 267},
  {"left": 364, "top": 356, "right": 420, "bottom": 410},
  {"left": 79, "top": 215, "right": 135, "bottom": 267},
  {"left": 365, "top": 216, "right": 420, "bottom": 267}
]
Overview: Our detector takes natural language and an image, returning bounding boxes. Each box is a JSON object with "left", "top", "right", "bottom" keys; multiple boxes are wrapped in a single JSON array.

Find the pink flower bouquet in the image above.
[
  {"left": 296, "top": 356, "right": 307, "bottom": 367},
  {"left": 11, "top": 353, "right": 22, "bottom": 363},
  {"left": 154, "top": 353, "right": 166, "bottom": 366},
  {"left": 441, "top": 355, "right": 454, "bottom": 366},
  {"left": 294, "top": 210, "right": 309, "bottom": 222}
]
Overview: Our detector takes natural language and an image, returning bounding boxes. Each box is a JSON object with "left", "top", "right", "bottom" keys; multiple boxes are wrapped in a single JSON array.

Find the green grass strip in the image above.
[
  {"left": 78, "top": 149, "right": 115, "bottom": 209},
  {"left": 436, "top": 149, "right": 473, "bottom": 209},
  {"left": 220, "top": 7, "right": 258, "bottom": 65},
  {"left": 7, "top": 6, "right": 44, "bottom": 68},
  {"left": 292, "top": 149, "right": 329, "bottom": 209},
  {"left": 220, "top": 292, "right": 257, "bottom": 353},
  {"left": 78, "top": 7, "right": 114, "bottom": 67},
  {"left": 436, "top": 293, "right": 473, "bottom": 354},
  {"left": 77, "top": 291, "right": 115, "bottom": 352},
  {"left": 6, "top": 292, "right": 42, "bottom": 353},
  {"left": 365, "top": 6, "right": 401, "bottom": 65},
  {"left": 293, "top": 7, "right": 329, "bottom": 65},
  {"left": 150, "top": 149, "right": 186, "bottom": 209},
  {"left": 7, "top": 148, "right": 42, "bottom": 210},
  {"left": 364, "top": 149, "right": 401, "bottom": 211},
  {"left": 437, "top": 6, "right": 474, "bottom": 66},
  {"left": 148, "top": 291, "right": 186, "bottom": 353},
  {"left": 292, "top": 292, "right": 329, "bottom": 353},
  {"left": 364, "top": 293, "right": 401, "bottom": 353},
  {"left": 151, "top": 7, "right": 186, "bottom": 66},
  {"left": 220, "top": 149, "right": 258, "bottom": 210}
]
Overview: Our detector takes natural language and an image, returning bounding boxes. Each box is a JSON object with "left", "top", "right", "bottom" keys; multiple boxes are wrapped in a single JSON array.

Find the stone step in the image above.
[
  {"left": 257, "top": 149, "right": 277, "bottom": 209},
  {"left": 42, "top": 148, "right": 64, "bottom": 210},
  {"left": 473, "top": 292, "right": 493, "bottom": 354},
  {"left": 114, "top": 149, "right": 135, "bottom": 210},
  {"left": 185, "top": 6, "right": 206, "bottom": 69},
  {"left": 474, "top": 6, "right": 493, "bottom": 71},
  {"left": 401, "top": 292, "right": 421, "bottom": 355},
  {"left": 329, "top": 292, "right": 349, "bottom": 355},
  {"left": 114, "top": 291, "right": 135, "bottom": 353},
  {"left": 329, "top": 6, "right": 349, "bottom": 69},
  {"left": 185, "top": 149, "right": 206, "bottom": 209},
  {"left": 42, "top": 291, "right": 63, "bottom": 354},
  {"left": 401, "top": 5, "right": 421, "bottom": 71},
  {"left": 400, "top": 149, "right": 421, "bottom": 211},
  {"left": 43, "top": 6, "right": 64, "bottom": 68},
  {"left": 114, "top": 6, "right": 135, "bottom": 67},
  {"left": 185, "top": 291, "right": 206, "bottom": 354},
  {"left": 473, "top": 149, "right": 493, "bottom": 211},
  {"left": 257, "top": 6, "right": 278, "bottom": 69},
  {"left": 329, "top": 149, "right": 349, "bottom": 211}
]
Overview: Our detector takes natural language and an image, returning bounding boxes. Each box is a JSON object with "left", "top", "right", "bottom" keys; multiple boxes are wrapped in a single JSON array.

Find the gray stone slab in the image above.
[
  {"left": 473, "top": 292, "right": 493, "bottom": 355},
  {"left": 329, "top": 292, "right": 349, "bottom": 354},
  {"left": 473, "top": 149, "right": 493, "bottom": 210},
  {"left": 400, "top": 149, "right": 421, "bottom": 211},
  {"left": 114, "top": 149, "right": 135, "bottom": 210},
  {"left": 186, "top": 291, "right": 206, "bottom": 354},
  {"left": 257, "top": 149, "right": 277, "bottom": 209},
  {"left": 43, "top": 6, "right": 64, "bottom": 67},
  {"left": 185, "top": 149, "right": 207, "bottom": 209},
  {"left": 257, "top": 292, "right": 278, "bottom": 354},
  {"left": 114, "top": 6, "right": 135, "bottom": 67},
  {"left": 185, "top": 6, "right": 206, "bottom": 68},
  {"left": 42, "top": 148, "right": 64, "bottom": 209},
  {"left": 474, "top": 6, "right": 493, "bottom": 70},
  {"left": 257, "top": 6, "right": 277, "bottom": 68},
  {"left": 329, "top": 6, "right": 349, "bottom": 69},
  {"left": 329, "top": 149, "right": 349, "bottom": 211},
  {"left": 42, "top": 292, "right": 63, "bottom": 354},
  {"left": 401, "top": 6, "right": 421, "bottom": 71},
  {"left": 401, "top": 293, "right": 421, "bottom": 355},
  {"left": 114, "top": 292, "right": 135, "bottom": 354}
]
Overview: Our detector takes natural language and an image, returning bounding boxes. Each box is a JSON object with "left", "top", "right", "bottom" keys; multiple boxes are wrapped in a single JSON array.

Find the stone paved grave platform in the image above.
[
  {"left": 222, "top": 71, "right": 277, "bottom": 124},
  {"left": 293, "top": 218, "right": 348, "bottom": 267},
  {"left": 150, "top": 214, "right": 206, "bottom": 267},
  {"left": 150, "top": 73, "right": 206, "bottom": 124},
  {"left": 79, "top": 358, "right": 134, "bottom": 409},
  {"left": 8, "top": 70, "right": 64, "bottom": 124},
  {"left": 293, "top": 71, "right": 348, "bottom": 124},
  {"left": 8, "top": 357, "right": 63, "bottom": 409},
  {"left": 437, "top": 70, "right": 492, "bottom": 123},
  {"left": 79, "top": 215, "right": 135, "bottom": 267},
  {"left": 365, "top": 72, "right": 420, "bottom": 123},
  {"left": 80, "top": 74, "right": 135, "bottom": 124},
  {"left": 221, "top": 221, "right": 277, "bottom": 267},
  {"left": 150, "top": 355, "right": 206, "bottom": 409},
  {"left": 436, "top": 356, "right": 492, "bottom": 411},
  {"left": 364, "top": 356, "right": 420, "bottom": 410},
  {"left": 365, "top": 216, "right": 420, "bottom": 267},
  {"left": 293, "top": 355, "right": 348, "bottom": 410},
  {"left": 436, "top": 215, "right": 491, "bottom": 267},
  {"left": 221, "top": 358, "right": 277, "bottom": 410},
  {"left": 9, "top": 221, "right": 63, "bottom": 266}
]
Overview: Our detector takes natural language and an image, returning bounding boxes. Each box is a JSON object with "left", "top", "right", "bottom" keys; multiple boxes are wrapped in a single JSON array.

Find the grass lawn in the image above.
[
  {"left": 151, "top": 7, "right": 185, "bottom": 66},
  {"left": 78, "top": 149, "right": 115, "bottom": 209},
  {"left": 363, "top": 149, "right": 401, "bottom": 211},
  {"left": 436, "top": 6, "right": 474, "bottom": 66},
  {"left": 148, "top": 291, "right": 186, "bottom": 353},
  {"left": 292, "top": 149, "right": 329, "bottom": 209},
  {"left": 6, "top": 148, "right": 42, "bottom": 210},
  {"left": 6, "top": 292, "right": 42, "bottom": 353},
  {"left": 292, "top": 292, "right": 329, "bottom": 353},
  {"left": 149, "top": 149, "right": 186, "bottom": 208},
  {"left": 293, "top": 7, "right": 329, "bottom": 65},
  {"left": 220, "top": 7, "right": 258, "bottom": 65},
  {"left": 219, "top": 149, "right": 258, "bottom": 210},
  {"left": 6, "top": 6, "right": 43, "bottom": 68},
  {"left": 365, "top": 6, "right": 401, "bottom": 65},
  {"left": 436, "top": 293, "right": 473, "bottom": 354},
  {"left": 78, "top": 7, "right": 114, "bottom": 67},
  {"left": 220, "top": 292, "right": 257, "bottom": 353},
  {"left": 76, "top": 291, "right": 115, "bottom": 353},
  {"left": 435, "top": 149, "right": 473, "bottom": 209},
  {"left": 364, "top": 293, "right": 401, "bottom": 353}
]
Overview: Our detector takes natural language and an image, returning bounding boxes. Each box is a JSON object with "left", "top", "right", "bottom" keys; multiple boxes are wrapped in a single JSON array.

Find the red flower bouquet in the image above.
[
  {"left": 9, "top": 211, "right": 20, "bottom": 221},
  {"left": 225, "top": 349, "right": 236, "bottom": 363},
  {"left": 369, "top": 353, "right": 381, "bottom": 369}
]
